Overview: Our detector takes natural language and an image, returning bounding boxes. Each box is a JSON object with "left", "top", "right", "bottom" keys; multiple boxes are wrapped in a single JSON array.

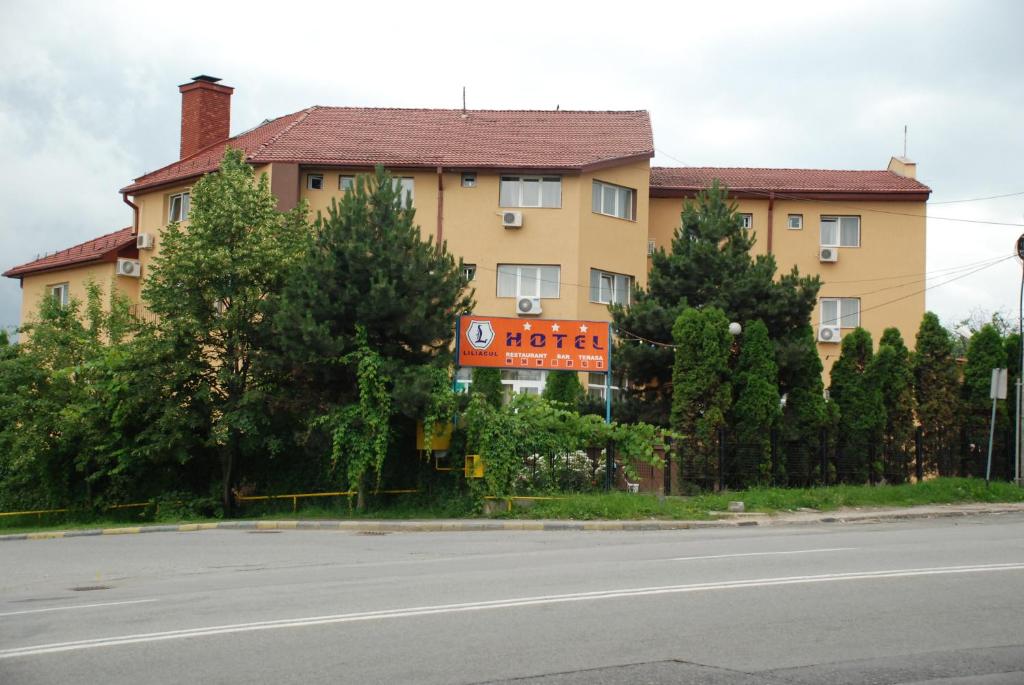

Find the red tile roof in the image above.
[
  {"left": 122, "top": 107, "right": 654, "bottom": 194},
  {"left": 650, "top": 166, "right": 930, "bottom": 197},
  {"left": 3, "top": 227, "right": 135, "bottom": 279}
]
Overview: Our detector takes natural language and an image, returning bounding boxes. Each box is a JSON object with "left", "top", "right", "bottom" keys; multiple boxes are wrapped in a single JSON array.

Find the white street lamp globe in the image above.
[{"left": 728, "top": 322, "right": 742, "bottom": 337}]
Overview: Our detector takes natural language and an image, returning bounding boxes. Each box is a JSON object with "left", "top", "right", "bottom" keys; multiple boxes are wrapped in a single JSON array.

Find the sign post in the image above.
[{"left": 987, "top": 368, "right": 1008, "bottom": 486}]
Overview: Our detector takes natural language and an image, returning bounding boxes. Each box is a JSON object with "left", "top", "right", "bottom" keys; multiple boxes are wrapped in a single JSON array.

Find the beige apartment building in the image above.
[{"left": 4, "top": 76, "right": 930, "bottom": 390}]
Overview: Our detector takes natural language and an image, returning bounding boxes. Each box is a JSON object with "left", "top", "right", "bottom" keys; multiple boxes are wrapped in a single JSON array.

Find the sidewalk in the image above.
[{"left": 4, "top": 502, "right": 1024, "bottom": 542}]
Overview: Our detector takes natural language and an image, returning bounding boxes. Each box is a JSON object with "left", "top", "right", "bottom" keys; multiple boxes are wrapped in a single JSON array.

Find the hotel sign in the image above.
[{"left": 456, "top": 315, "right": 610, "bottom": 372}]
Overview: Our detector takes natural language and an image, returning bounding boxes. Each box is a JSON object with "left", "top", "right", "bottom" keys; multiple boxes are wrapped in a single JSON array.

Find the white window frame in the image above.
[
  {"left": 739, "top": 213, "right": 753, "bottom": 229},
  {"left": 167, "top": 191, "right": 190, "bottom": 223},
  {"left": 589, "top": 269, "right": 632, "bottom": 306},
  {"left": 501, "top": 369, "right": 547, "bottom": 397},
  {"left": 820, "top": 215, "right": 861, "bottom": 247},
  {"left": 393, "top": 177, "right": 414, "bottom": 205},
  {"left": 587, "top": 372, "right": 621, "bottom": 401},
  {"left": 820, "top": 297, "right": 861, "bottom": 328},
  {"left": 788, "top": 214, "right": 803, "bottom": 230},
  {"left": 462, "top": 264, "right": 476, "bottom": 281},
  {"left": 497, "top": 264, "right": 560, "bottom": 299},
  {"left": 339, "top": 175, "right": 354, "bottom": 192},
  {"left": 647, "top": 240, "right": 656, "bottom": 256},
  {"left": 592, "top": 180, "right": 636, "bottom": 221},
  {"left": 307, "top": 174, "right": 324, "bottom": 191},
  {"left": 499, "top": 176, "right": 562, "bottom": 208},
  {"left": 50, "top": 283, "right": 69, "bottom": 307}
]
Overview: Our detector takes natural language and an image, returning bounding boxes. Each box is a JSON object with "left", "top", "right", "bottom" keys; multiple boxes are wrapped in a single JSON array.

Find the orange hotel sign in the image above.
[{"left": 456, "top": 315, "right": 611, "bottom": 372}]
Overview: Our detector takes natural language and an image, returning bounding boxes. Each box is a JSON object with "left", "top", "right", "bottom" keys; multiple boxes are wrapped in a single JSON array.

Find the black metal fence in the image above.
[{"left": 668, "top": 426, "right": 1019, "bottom": 493}]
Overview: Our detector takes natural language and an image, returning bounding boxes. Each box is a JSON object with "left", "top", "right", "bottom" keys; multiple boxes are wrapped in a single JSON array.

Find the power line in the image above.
[
  {"left": 844, "top": 255, "right": 1016, "bottom": 297},
  {"left": 823, "top": 254, "right": 1013, "bottom": 284},
  {"left": 931, "top": 190, "right": 1024, "bottom": 205},
  {"left": 615, "top": 255, "right": 1015, "bottom": 351}
]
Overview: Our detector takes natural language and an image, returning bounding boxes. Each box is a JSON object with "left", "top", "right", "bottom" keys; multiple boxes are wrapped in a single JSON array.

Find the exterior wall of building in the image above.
[
  {"left": 17, "top": 263, "right": 137, "bottom": 326},
  {"left": 648, "top": 195, "right": 927, "bottom": 379}
]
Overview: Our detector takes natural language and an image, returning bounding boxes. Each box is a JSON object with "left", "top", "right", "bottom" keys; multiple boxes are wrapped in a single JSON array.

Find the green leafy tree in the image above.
[
  {"left": 870, "top": 328, "right": 916, "bottom": 483},
  {"left": 829, "top": 327, "right": 884, "bottom": 483},
  {"left": 143, "top": 148, "right": 309, "bottom": 512},
  {"left": 777, "top": 325, "right": 827, "bottom": 484},
  {"left": 471, "top": 367, "right": 504, "bottom": 408},
  {"left": 0, "top": 282, "right": 143, "bottom": 509},
  {"left": 612, "top": 181, "right": 820, "bottom": 424},
  {"left": 730, "top": 319, "right": 780, "bottom": 485},
  {"left": 543, "top": 370, "right": 584, "bottom": 408},
  {"left": 961, "top": 324, "right": 1009, "bottom": 476},
  {"left": 671, "top": 306, "right": 732, "bottom": 482},
  {"left": 913, "top": 312, "right": 961, "bottom": 476},
  {"left": 267, "top": 167, "right": 474, "bottom": 495}
]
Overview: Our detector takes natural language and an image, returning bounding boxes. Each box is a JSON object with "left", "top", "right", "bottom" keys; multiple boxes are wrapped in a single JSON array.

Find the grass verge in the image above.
[{"left": 1, "top": 478, "right": 1022, "bottom": 533}]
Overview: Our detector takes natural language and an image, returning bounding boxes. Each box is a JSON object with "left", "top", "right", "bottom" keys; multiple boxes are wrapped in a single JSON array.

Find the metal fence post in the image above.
[
  {"left": 717, "top": 427, "right": 726, "bottom": 492},
  {"left": 819, "top": 428, "right": 828, "bottom": 485},
  {"left": 604, "top": 440, "right": 614, "bottom": 492}
]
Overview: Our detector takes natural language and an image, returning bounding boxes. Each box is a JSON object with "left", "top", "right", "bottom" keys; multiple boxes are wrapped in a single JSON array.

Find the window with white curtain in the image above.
[
  {"left": 496, "top": 264, "right": 560, "bottom": 299},
  {"left": 820, "top": 297, "right": 861, "bottom": 328},
  {"left": 500, "top": 176, "right": 561, "bottom": 208},
  {"left": 820, "top": 216, "right": 860, "bottom": 247},
  {"left": 589, "top": 269, "right": 633, "bottom": 305},
  {"left": 592, "top": 180, "right": 635, "bottom": 220}
]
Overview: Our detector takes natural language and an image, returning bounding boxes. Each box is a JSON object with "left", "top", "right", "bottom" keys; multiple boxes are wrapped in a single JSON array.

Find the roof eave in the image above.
[{"left": 649, "top": 188, "right": 931, "bottom": 202}]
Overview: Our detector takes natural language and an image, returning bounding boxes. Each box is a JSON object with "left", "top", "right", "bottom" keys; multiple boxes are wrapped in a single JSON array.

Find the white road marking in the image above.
[
  {"left": 671, "top": 547, "right": 853, "bottom": 561},
  {"left": 3, "top": 562, "right": 1023, "bottom": 659},
  {"left": 0, "top": 599, "right": 157, "bottom": 618}
]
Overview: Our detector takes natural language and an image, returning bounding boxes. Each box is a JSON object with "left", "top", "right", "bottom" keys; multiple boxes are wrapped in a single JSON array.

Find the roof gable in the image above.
[{"left": 3, "top": 227, "right": 135, "bottom": 279}]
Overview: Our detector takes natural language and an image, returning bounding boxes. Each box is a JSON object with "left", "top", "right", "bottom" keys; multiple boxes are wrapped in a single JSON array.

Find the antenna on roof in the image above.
[
  {"left": 903, "top": 124, "right": 908, "bottom": 158},
  {"left": 461, "top": 86, "right": 468, "bottom": 119},
  {"left": 556, "top": 105, "right": 560, "bottom": 111}
]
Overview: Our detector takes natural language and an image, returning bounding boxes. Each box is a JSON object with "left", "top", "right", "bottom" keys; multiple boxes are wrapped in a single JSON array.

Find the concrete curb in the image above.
[{"left": 2, "top": 503, "right": 1023, "bottom": 542}]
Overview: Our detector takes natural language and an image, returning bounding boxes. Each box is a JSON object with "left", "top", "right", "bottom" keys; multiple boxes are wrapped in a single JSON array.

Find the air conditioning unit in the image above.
[
  {"left": 502, "top": 211, "right": 523, "bottom": 228},
  {"left": 819, "top": 246, "right": 838, "bottom": 263},
  {"left": 136, "top": 233, "right": 154, "bottom": 250},
  {"left": 516, "top": 297, "right": 542, "bottom": 316},
  {"left": 116, "top": 258, "right": 141, "bottom": 278},
  {"left": 817, "top": 326, "right": 841, "bottom": 343}
]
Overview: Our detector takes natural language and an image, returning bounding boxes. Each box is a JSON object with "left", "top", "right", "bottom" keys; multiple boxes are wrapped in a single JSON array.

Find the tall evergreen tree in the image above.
[
  {"left": 730, "top": 319, "right": 780, "bottom": 485},
  {"left": 870, "top": 328, "right": 916, "bottom": 483},
  {"left": 671, "top": 306, "right": 732, "bottom": 484},
  {"left": 961, "top": 324, "right": 1009, "bottom": 476},
  {"left": 829, "top": 327, "right": 884, "bottom": 483},
  {"left": 778, "top": 325, "right": 827, "bottom": 485},
  {"left": 543, "top": 370, "right": 584, "bottom": 408},
  {"left": 470, "top": 368, "right": 504, "bottom": 408},
  {"left": 143, "top": 148, "right": 309, "bottom": 512},
  {"left": 913, "top": 312, "right": 961, "bottom": 476},
  {"left": 612, "top": 181, "right": 820, "bottom": 425},
  {"left": 267, "top": 167, "right": 474, "bottom": 497}
]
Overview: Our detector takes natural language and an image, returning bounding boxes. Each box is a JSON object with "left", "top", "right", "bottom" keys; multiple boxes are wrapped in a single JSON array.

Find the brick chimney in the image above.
[{"left": 178, "top": 75, "right": 233, "bottom": 159}]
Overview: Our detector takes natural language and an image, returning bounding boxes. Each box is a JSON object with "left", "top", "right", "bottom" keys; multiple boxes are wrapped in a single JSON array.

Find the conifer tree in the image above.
[
  {"left": 913, "top": 312, "right": 961, "bottom": 475},
  {"left": 543, "top": 370, "right": 584, "bottom": 408},
  {"left": 612, "top": 181, "right": 820, "bottom": 424},
  {"left": 471, "top": 368, "right": 504, "bottom": 408},
  {"left": 671, "top": 306, "right": 732, "bottom": 481},
  {"left": 870, "top": 328, "right": 916, "bottom": 482},
  {"left": 829, "top": 327, "right": 885, "bottom": 483},
  {"left": 730, "top": 319, "right": 780, "bottom": 485},
  {"left": 777, "top": 325, "right": 827, "bottom": 484},
  {"left": 962, "top": 324, "right": 1009, "bottom": 475},
  {"left": 267, "top": 167, "right": 474, "bottom": 496}
]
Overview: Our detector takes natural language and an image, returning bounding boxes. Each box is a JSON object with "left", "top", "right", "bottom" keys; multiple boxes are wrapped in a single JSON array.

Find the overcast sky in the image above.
[{"left": 2, "top": 0, "right": 1022, "bottom": 337}]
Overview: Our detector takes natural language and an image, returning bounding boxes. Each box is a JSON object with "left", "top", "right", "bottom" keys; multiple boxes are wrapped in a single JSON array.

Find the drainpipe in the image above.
[
  {"left": 122, "top": 192, "right": 140, "bottom": 234},
  {"left": 766, "top": 191, "right": 775, "bottom": 254},
  {"left": 436, "top": 166, "right": 445, "bottom": 248}
]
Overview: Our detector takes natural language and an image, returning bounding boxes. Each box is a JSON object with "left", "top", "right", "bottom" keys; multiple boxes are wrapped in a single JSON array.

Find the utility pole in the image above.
[{"left": 1017, "top": 235, "right": 1024, "bottom": 485}]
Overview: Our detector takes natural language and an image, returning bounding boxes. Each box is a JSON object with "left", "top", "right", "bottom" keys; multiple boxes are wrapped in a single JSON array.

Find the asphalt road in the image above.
[{"left": 2, "top": 514, "right": 1024, "bottom": 684}]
